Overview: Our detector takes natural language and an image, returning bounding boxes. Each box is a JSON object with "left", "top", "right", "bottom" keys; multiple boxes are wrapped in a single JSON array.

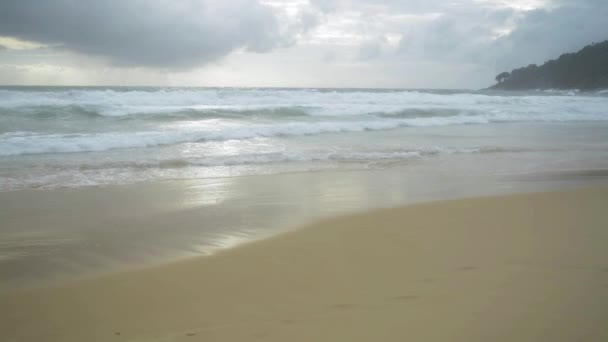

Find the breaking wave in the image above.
[{"left": 1, "top": 87, "right": 607, "bottom": 190}]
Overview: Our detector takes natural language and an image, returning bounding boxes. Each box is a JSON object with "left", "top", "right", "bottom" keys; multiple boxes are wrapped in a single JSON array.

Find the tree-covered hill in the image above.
[{"left": 490, "top": 40, "right": 608, "bottom": 91}]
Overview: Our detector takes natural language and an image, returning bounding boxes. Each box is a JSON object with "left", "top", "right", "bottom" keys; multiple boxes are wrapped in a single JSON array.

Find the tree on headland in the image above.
[
  {"left": 495, "top": 72, "right": 511, "bottom": 83},
  {"left": 490, "top": 40, "right": 608, "bottom": 91}
]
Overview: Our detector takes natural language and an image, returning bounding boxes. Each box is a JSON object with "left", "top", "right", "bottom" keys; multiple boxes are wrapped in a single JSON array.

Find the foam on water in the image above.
[
  {"left": 1, "top": 87, "right": 607, "bottom": 190},
  {"left": 0, "top": 145, "right": 536, "bottom": 191},
  {"left": 0, "top": 116, "right": 500, "bottom": 156},
  {"left": 1, "top": 87, "right": 607, "bottom": 118}
]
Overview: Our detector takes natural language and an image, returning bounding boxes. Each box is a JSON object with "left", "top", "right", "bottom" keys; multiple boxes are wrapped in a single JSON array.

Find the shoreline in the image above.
[
  {"left": 2, "top": 187, "right": 608, "bottom": 341},
  {"left": 2, "top": 162, "right": 608, "bottom": 292}
]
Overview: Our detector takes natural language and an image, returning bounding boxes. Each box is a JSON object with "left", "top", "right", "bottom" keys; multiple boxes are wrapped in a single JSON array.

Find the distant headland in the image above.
[{"left": 490, "top": 40, "right": 608, "bottom": 91}]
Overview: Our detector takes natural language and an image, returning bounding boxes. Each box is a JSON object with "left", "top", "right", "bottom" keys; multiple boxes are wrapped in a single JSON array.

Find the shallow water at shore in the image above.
[{"left": 2, "top": 152, "right": 608, "bottom": 291}]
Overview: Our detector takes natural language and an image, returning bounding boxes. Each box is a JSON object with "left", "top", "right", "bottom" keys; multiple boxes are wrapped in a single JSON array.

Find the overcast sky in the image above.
[{"left": 0, "top": 0, "right": 606, "bottom": 88}]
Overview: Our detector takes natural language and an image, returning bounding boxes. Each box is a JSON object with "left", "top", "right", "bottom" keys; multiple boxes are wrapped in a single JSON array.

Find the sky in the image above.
[{"left": 0, "top": 0, "right": 606, "bottom": 88}]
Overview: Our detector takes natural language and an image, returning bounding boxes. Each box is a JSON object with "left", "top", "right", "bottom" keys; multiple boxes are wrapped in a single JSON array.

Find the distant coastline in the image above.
[{"left": 490, "top": 40, "right": 608, "bottom": 91}]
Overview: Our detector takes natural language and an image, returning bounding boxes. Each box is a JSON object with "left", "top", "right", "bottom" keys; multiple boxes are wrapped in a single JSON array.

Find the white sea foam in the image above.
[
  {"left": 0, "top": 114, "right": 548, "bottom": 156},
  {"left": 0, "top": 146, "right": 535, "bottom": 191},
  {"left": 1, "top": 87, "right": 608, "bottom": 190},
  {"left": 3, "top": 106, "right": 608, "bottom": 156},
  {"left": 1, "top": 88, "right": 607, "bottom": 118}
]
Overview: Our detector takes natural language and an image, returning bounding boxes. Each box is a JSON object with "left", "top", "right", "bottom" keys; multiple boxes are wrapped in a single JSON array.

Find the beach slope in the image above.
[{"left": 1, "top": 188, "right": 608, "bottom": 341}]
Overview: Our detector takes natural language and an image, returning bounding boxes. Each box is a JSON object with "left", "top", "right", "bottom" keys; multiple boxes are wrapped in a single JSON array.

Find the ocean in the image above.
[{"left": 1, "top": 86, "right": 608, "bottom": 191}]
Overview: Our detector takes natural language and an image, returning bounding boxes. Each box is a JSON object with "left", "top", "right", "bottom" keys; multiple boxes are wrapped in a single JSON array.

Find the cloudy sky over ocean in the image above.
[{"left": 0, "top": 0, "right": 606, "bottom": 88}]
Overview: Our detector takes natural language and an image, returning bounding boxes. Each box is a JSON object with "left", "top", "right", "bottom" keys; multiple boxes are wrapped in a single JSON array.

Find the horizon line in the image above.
[{"left": 0, "top": 84, "right": 480, "bottom": 91}]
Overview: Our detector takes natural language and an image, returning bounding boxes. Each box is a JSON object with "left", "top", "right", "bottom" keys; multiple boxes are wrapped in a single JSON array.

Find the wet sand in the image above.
[
  {"left": 1, "top": 187, "right": 607, "bottom": 341},
  {"left": 3, "top": 160, "right": 608, "bottom": 291}
]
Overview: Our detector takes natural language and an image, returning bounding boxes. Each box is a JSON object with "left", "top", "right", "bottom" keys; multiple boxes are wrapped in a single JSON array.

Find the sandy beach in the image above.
[
  {"left": 1, "top": 187, "right": 607, "bottom": 341},
  {"left": 2, "top": 3, "right": 608, "bottom": 341}
]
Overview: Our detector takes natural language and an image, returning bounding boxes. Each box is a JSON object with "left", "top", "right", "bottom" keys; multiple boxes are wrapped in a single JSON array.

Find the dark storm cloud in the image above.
[
  {"left": 493, "top": 0, "right": 608, "bottom": 69},
  {"left": 0, "top": 0, "right": 606, "bottom": 87},
  {"left": 393, "top": 0, "right": 607, "bottom": 71},
  {"left": 397, "top": 6, "right": 514, "bottom": 62},
  {"left": 0, "top": 0, "right": 299, "bottom": 68}
]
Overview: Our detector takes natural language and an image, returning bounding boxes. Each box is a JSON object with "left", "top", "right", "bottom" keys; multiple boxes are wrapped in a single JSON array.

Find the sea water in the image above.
[{"left": 1, "top": 87, "right": 608, "bottom": 191}]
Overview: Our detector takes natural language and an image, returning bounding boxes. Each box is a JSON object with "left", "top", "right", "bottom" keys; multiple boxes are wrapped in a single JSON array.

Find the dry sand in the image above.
[{"left": 1, "top": 187, "right": 608, "bottom": 341}]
